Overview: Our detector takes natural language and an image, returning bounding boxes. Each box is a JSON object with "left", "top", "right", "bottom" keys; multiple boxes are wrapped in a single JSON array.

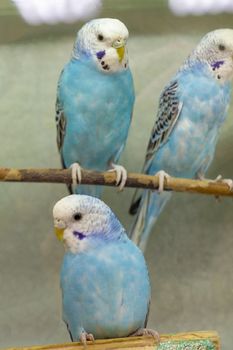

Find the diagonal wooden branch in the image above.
[{"left": 0, "top": 167, "right": 232, "bottom": 197}]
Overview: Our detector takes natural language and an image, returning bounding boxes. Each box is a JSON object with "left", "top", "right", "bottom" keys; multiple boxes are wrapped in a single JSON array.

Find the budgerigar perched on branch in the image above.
[
  {"left": 56, "top": 18, "right": 135, "bottom": 197},
  {"left": 53, "top": 194, "right": 159, "bottom": 345},
  {"left": 129, "top": 29, "right": 233, "bottom": 251}
]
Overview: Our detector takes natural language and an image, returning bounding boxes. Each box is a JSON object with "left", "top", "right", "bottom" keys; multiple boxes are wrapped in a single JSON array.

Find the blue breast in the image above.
[
  {"left": 60, "top": 236, "right": 150, "bottom": 340},
  {"left": 58, "top": 59, "right": 135, "bottom": 170}
]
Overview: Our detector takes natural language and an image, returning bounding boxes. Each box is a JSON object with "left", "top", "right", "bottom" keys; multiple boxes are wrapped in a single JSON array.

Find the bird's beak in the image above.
[
  {"left": 112, "top": 38, "right": 125, "bottom": 63},
  {"left": 116, "top": 46, "right": 125, "bottom": 63},
  {"left": 54, "top": 227, "right": 65, "bottom": 241}
]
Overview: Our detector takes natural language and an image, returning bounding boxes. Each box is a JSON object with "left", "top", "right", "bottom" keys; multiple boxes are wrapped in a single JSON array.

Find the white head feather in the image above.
[
  {"left": 72, "top": 18, "right": 129, "bottom": 73},
  {"left": 188, "top": 28, "right": 233, "bottom": 82},
  {"left": 53, "top": 194, "right": 124, "bottom": 253}
]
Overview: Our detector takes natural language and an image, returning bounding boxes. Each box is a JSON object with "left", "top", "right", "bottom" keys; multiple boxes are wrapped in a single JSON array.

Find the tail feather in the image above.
[
  {"left": 129, "top": 191, "right": 171, "bottom": 252},
  {"left": 66, "top": 183, "right": 73, "bottom": 194},
  {"left": 129, "top": 196, "right": 142, "bottom": 215},
  {"left": 129, "top": 160, "right": 153, "bottom": 216},
  {"left": 129, "top": 188, "right": 143, "bottom": 215},
  {"left": 129, "top": 190, "right": 151, "bottom": 245}
]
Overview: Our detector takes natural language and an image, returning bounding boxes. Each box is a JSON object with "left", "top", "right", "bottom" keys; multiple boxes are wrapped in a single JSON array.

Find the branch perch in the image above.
[
  {"left": 2, "top": 331, "right": 220, "bottom": 350},
  {"left": 0, "top": 167, "right": 233, "bottom": 197}
]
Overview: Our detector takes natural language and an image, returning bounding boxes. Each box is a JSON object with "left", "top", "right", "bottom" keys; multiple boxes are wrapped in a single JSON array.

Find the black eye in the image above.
[
  {"left": 98, "top": 34, "right": 104, "bottom": 41},
  {"left": 74, "top": 213, "right": 82, "bottom": 221},
  {"left": 218, "top": 44, "right": 225, "bottom": 51}
]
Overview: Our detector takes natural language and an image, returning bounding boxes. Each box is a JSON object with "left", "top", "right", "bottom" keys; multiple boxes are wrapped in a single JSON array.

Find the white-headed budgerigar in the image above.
[
  {"left": 56, "top": 18, "right": 135, "bottom": 197},
  {"left": 53, "top": 195, "right": 158, "bottom": 345},
  {"left": 129, "top": 29, "right": 233, "bottom": 251}
]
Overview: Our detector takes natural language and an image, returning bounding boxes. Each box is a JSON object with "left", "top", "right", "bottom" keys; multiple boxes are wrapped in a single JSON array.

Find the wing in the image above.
[
  {"left": 64, "top": 321, "right": 74, "bottom": 341},
  {"left": 144, "top": 298, "right": 151, "bottom": 327},
  {"left": 55, "top": 71, "right": 74, "bottom": 194},
  {"left": 143, "top": 80, "right": 182, "bottom": 173},
  {"left": 55, "top": 97, "right": 66, "bottom": 154},
  {"left": 55, "top": 69, "right": 67, "bottom": 155},
  {"left": 129, "top": 80, "right": 182, "bottom": 215}
]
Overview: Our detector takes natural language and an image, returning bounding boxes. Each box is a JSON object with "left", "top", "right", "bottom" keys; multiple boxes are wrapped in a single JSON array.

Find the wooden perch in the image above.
[
  {"left": 0, "top": 167, "right": 233, "bottom": 197},
  {"left": 3, "top": 331, "right": 220, "bottom": 350}
]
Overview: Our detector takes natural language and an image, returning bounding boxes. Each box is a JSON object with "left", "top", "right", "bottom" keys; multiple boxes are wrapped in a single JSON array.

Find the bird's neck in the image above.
[
  {"left": 182, "top": 56, "right": 207, "bottom": 71},
  {"left": 64, "top": 230, "right": 127, "bottom": 256},
  {"left": 182, "top": 56, "right": 233, "bottom": 84}
]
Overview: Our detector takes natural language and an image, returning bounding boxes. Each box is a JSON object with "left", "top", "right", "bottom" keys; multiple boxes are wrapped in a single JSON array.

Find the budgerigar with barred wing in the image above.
[
  {"left": 53, "top": 195, "right": 159, "bottom": 345},
  {"left": 129, "top": 29, "right": 233, "bottom": 251},
  {"left": 56, "top": 18, "right": 135, "bottom": 197}
]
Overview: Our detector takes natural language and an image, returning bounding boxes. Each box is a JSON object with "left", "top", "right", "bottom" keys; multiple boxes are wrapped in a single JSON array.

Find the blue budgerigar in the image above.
[
  {"left": 53, "top": 195, "right": 158, "bottom": 344},
  {"left": 56, "top": 18, "right": 135, "bottom": 197},
  {"left": 129, "top": 29, "right": 233, "bottom": 251}
]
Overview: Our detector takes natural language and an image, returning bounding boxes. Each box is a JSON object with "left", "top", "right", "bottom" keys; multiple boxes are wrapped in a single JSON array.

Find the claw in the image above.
[
  {"left": 223, "top": 179, "right": 233, "bottom": 190},
  {"left": 197, "top": 172, "right": 205, "bottom": 181},
  {"left": 198, "top": 173, "right": 233, "bottom": 191},
  {"left": 214, "top": 175, "right": 222, "bottom": 182},
  {"left": 213, "top": 174, "right": 233, "bottom": 191},
  {"left": 70, "top": 163, "right": 82, "bottom": 187},
  {"left": 108, "top": 163, "right": 127, "bottom": 191},
  {"left": 198, "top": 174, "right": 233, "bottom": 201},
  {"left": 154, "top": 170, "right": 170, "bottom": 193},
  {"left": 130, "top": 328, "right": 160, "bottom": 342},
  {"left": 80, "top": 331, "right": 95, "bottom": 347}
]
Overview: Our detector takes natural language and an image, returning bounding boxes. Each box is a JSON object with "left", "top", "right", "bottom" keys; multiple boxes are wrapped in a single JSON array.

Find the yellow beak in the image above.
[
  {"left": 54, "top": 227, "right": 65, "bottom": 241},
  {"left": 116, "top": 46, "right": 125, "bottom": 63},
  {"left": 112, "top": 38, "right": 125, "bottom": 63}
]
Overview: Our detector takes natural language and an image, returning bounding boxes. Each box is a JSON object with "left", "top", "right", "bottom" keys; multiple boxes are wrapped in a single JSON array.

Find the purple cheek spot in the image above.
[
  {"left": 73, "top": 231, "right": 86, "bottom": 240},
  {"left": 96, "top": 50, "right": 105, "bottom": 60},
  {"left": 211, "top": 60, "right": 224, "bottom": 69}
]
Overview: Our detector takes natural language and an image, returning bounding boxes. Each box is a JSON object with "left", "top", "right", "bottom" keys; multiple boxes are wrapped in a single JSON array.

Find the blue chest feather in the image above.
[
  {"left": 60, "top": 237, "right": 150, "bottom": 340},
  {"left": 58, "top": 59, "right": 135, "bottom": 170}
]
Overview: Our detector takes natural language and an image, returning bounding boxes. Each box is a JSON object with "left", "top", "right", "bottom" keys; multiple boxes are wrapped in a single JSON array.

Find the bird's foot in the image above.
[
  {"left": 154, "top": 170, "right": 170, "bottom": 193},
  {"left": 80, "top": 331, "right": 95, "bottom": 347},
  {"left": 130, "top": 328, "right": 160, "bottom": 342},
  {"left": 198, "top": 174, "right": 233, "bottom": 201},
  {"left": 197, "top": 173, "right": 205, "bottom": 181},
  {"left": 212, "top": 175, "right": 233, "bottom": 191},
  {"left": 108, "top": 163, "right": 127, "bottom": 191},
  {"left": 197, "top": 173, "right": 233, "bottom": 190},
  {"left": 70, "top": 162, "right": 82, "bottom": 187}
]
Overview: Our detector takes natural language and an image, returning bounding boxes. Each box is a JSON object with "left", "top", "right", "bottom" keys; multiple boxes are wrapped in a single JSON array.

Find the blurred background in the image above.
[{"left": 0, "top": 0, "right": 233, "bottom": 348}]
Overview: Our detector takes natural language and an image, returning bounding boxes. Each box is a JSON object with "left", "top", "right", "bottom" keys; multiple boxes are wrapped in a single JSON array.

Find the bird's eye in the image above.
[
  {"left": 73, "top": 213, "right": 82, "bottom": 221},
  {"left": 218, "top": 44, "right": 225, "bottom": 51},
  {"left": 98, "top": 34, "right": 104, "bottom": 41}
]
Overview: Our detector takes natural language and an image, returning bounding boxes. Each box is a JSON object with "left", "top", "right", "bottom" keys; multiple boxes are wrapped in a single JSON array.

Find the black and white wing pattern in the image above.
[
  {"left": 129, "top": 80, "right": 182, "bottom": 215},
  {"left": 55, "top": 69, "right": 67, "bottom": 155},
  {"left": 143, "top": 80, "right": 182, "bottom": 173},
  {"left": 55, "top": 95, "right": 73, "bottom": 194},
  {"left": 55, "top": 96, "right": 66, "bottom": 153}
]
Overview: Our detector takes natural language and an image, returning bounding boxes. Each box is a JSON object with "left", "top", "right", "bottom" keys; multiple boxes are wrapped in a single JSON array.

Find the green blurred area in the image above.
[
  {"left": 0, "top": 1, "right": 233, "bottom": 350},
  {"left": 1, "top": 0, "right": 233, "bottom": 43}
]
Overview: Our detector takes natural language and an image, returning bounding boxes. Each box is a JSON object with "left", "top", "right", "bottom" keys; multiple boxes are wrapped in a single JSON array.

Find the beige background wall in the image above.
[{"left": 0, "top": 1, "right": 233, "bottom": 349}]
